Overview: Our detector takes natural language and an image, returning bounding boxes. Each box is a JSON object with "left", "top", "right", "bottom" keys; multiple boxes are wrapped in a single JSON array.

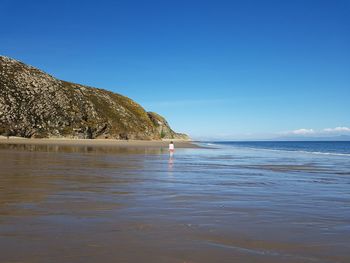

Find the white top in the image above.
[{"left": 169, "top": 143, "right": 174, "bottom": 150}]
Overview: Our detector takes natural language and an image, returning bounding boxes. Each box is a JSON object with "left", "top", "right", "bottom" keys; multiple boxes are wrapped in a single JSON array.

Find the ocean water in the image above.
[
  {"left": 1, "top": 142, "right": 350, "bottom": 263},
  {"left": 210, "top": 141, "right": 350, "bottom": 156}
]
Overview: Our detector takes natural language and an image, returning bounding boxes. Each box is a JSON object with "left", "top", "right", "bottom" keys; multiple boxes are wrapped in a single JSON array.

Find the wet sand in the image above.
[
  {"left": 0, "top": 144, "right": 349, "bottom": 262},
  {"left": 0, "top": 137, "right": 199, "bottom": 148}
]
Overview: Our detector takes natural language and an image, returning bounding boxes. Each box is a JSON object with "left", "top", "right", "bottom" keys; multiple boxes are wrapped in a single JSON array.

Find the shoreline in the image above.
[{"left": 0, "top": 136, "right": 200, "bottom": 148}]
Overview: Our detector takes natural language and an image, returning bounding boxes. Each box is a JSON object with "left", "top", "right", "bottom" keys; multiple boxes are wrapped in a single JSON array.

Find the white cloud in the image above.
[
  {"left": 290, "top": 128, "right": 315, "bottom": 135},
  {"left": 281, "top": 126, "right": 350, "bottom": 137},
  {"left": 323, "top": 127, "right": 350, "bottom": 133}
]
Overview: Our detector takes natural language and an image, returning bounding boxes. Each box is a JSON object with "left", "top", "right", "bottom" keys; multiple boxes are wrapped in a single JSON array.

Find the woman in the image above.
[{"left": 169, "top": 141, "right": 175, "bottom": 155}]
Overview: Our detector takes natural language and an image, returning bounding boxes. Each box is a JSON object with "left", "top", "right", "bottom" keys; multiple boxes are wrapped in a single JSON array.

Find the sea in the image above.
[
  {"left": 209, "top": 140, "right": 350, "bottom": 156},
  {"left": 1, "top": 141, "right": 349, "bottom": 263}
]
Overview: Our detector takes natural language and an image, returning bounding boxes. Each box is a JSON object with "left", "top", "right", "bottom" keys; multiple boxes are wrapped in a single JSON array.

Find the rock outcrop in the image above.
[
  {"left": 147, "top": 112, "right": 189, "bottom": 140},
  {"left": 0, "top": 56, "right": 189, "bottom": 140}
]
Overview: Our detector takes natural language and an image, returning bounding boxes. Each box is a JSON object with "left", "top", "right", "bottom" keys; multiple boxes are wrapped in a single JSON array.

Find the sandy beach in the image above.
[
  {"left": 0, "top": 136, "right": 199, "bottom": 148},
  {"left": 1, "top": 142, "right": 349, "bottom": 262}
]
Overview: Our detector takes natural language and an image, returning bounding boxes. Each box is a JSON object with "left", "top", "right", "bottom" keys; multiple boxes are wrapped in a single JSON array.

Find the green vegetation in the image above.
[{"left": 0, "top": 55, "right": 188, "bottom": 140}]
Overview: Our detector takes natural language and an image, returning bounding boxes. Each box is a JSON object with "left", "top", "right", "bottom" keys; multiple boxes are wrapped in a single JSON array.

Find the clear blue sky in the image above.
[{"left": 1, "top": 0, "right": 349, "bottom": 139}]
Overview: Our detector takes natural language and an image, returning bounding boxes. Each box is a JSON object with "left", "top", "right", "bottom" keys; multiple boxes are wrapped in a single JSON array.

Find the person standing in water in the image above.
[{"left": 169, "top": 141, "right": 175, "bottom": 155}]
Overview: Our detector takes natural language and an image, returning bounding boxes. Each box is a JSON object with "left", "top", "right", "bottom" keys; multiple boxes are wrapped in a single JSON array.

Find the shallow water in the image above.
[{"left": 0, "top": 143, "right": 349, "bottom": 263}]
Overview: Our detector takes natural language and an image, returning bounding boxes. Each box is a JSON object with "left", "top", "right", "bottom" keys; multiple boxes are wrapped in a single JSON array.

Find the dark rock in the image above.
[
  {"left": 147, "top": 112, "right": 190, "bottom": 140},
  {"left": 0, "top": 56, "right": 189, "bottom": 140}
]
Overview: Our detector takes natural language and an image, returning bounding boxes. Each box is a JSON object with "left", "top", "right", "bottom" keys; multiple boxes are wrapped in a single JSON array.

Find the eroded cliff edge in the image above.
[{"left": 0, "top": 56, "right": 189, "bottom": 140}]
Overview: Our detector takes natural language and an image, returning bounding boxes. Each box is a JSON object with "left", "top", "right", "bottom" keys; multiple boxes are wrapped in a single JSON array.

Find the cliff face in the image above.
[
  {"left": 0, "top": 56, "right": 189, "bottom": 140},
  {"left": 147, "top": 112, "right": 189, "bottom": 140}
]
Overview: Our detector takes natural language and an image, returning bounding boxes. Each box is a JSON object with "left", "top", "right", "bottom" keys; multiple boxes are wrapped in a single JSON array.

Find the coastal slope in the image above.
[{"left": 0, "top": 56, "right": 189, "bottom": 140}]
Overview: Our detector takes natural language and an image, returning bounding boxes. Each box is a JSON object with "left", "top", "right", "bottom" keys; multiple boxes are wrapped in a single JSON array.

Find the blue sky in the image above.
[{"left": 1, "top": 0, "right": 349, "bottom": 139}]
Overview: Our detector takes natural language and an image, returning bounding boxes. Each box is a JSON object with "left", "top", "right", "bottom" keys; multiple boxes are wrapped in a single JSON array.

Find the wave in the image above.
[
  {"left": 255, "top": 147, "right": 350, "bottom": 157},
  {"left": 210, "top": 142, "right": 350, "bottom": 157},
  {"left": 297, "top": 150, "right": 350, "bottom": 157},
  {"left": 253, "top": 148, "right": 350, "bottom": 157}
]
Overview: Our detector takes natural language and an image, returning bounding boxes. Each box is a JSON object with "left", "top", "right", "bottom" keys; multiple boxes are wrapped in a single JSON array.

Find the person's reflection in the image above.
[{"left": 168, "top": 153, "right": 174, "bottom": 170}]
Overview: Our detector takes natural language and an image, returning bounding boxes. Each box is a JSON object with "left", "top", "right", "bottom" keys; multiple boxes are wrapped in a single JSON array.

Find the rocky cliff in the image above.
[{"left": 0, "top": 56, "right": 189, "bottom": 140}]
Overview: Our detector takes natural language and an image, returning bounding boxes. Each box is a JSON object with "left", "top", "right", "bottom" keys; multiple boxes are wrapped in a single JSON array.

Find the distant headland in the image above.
[{"left": 0, "top": 56, "right": 189, "bottom": 140}]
